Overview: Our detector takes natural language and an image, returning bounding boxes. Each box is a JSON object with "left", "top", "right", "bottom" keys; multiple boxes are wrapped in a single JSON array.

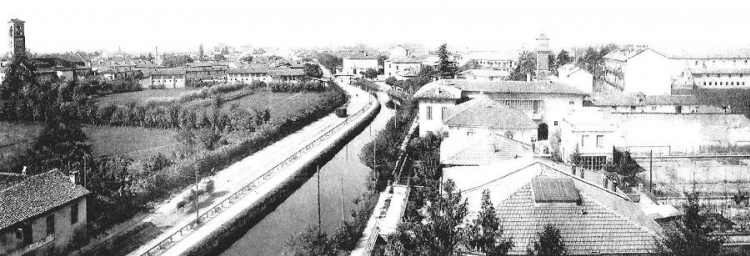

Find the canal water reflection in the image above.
[{"left": 220, "top": 92, "right": 394, "bottom": 256}]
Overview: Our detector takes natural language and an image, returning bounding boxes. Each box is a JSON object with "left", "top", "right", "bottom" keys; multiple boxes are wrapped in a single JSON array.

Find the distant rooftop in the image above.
[
  {"left": 438, "top": 79, "right": 588, "bottom": 95},
  {"left": 444, "top": 96, "right": 537, "bottom": 130}
]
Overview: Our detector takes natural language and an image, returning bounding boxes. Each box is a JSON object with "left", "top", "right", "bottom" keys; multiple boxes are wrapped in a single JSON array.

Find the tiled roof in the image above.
[
  {"left": 227, "top": 68, "right": 269, "bottom": 74},
  {"left": 665, "top": 48, "right": 750, "bottom": 59},
  {"left": 444, "top": 96, "right": 537, "bottom": 129},
  {"left": 688, "top": 67, "right": 750, "bottom": 75},
  {"left": 150, "top": 68, "right": 186, "bottom": 76},
  {"left": 498, "top": 183, "right": 659, "bottom": 255},
  {"left": 268, "top": 68, "right": 305, "bottom": 76},
  {"left": 386, "top": 57, "right": 423, "bottom": 63},
  {"left": 438, "top": 79, "right": 588, "bottom": 95},
  {"left": 413, "top": 81, "right": 462, "bottom": 100},
  {"left": 441, "top": 133, "right": 532, "bottom": 166},
  {"left": 603, "top": 48, "right": 649, "bottom": 62},
  {"left": 462, "top": 69, "right": 510, "bottom": 77},
  {"left": 590, "top": 92, "right": 702, "bottom": 106},
  {"left": 0, "top": 170, "right": 90, "bottom": 230}
]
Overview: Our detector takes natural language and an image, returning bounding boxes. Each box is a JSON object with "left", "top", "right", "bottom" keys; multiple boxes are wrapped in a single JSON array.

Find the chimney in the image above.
[{"left": 21, "top": 166, "right": 27, "bottom": 176}]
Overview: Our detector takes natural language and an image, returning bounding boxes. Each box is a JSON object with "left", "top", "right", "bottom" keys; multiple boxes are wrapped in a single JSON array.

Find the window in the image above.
[
  {"left": 46, "top": 215, "right": 55, "bottom": 235},
  {"left": 596, "top": 135, "right": 604, "bottom": 148},
  {"left": 630, "top": 106, "right": 636, "bottom": 111},
  {"left": 568, "top": 101, "right": 574, "bottom": 105},
  {"left": 554, "top": 121, "right": 558, "bottom": 126},
  {"left": 441, "top": 107, "right": 447, "bottom": 120},
  {"left": 426, "top": 106, "right": 432, "bottom": 120},
  {"left": 71, "top": 202, "right": 79, "bottom": 224},
  {"left": 581, "top": 135, "right": 588, "bottom": 147},
  {"left": 695, "top": 61, "right": 699, "bottom": 66},
  {"left": 703, "top": 82, "right": 706, "bottom": 86},
  {"left": 579, "top": 156, "right": 607, "bottom": 170}
]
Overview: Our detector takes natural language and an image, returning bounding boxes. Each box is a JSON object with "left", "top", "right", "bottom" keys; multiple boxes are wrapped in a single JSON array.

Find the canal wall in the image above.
[{"left": 175, "top": 88, "right": 382, "bottom": 256}]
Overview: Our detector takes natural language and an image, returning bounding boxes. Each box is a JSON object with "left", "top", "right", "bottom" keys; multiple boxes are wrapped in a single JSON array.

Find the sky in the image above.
[{"left": 2, "top": 0, "right": 750, "bottom": 55}]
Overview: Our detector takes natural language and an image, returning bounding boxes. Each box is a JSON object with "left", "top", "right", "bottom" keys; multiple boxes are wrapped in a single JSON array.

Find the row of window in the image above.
[
  {"left": 16, "top": 202, "right": 79, "bottom": 242},
  {"left": 579, "top": 156, "right": 607, "bottom": 170},
  {"left": 581, "top": 134, "right": 605, "bottom": 148},
  {"left": 702, "top": 81, "right": 747, "bottom": 86},
  {"left": 693, "top": 59, "right": 750, "bottom": 66},
  {"left": 700, "top": 73, "right": 744, "bottom": 78},
  {"left": 425, "top": 106, "right": 447, "bottom": 120}
]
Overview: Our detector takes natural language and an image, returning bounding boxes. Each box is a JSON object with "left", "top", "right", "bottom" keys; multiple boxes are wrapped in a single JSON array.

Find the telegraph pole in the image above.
[
  {"left": 317, "top": 165, "right": 321, "bottom": 236},
  {"left": 195, "top": 168, "right": 200, "bottom": 224},
  {"left": 649, "top": 150, "right": 653, "bottom": 192}
]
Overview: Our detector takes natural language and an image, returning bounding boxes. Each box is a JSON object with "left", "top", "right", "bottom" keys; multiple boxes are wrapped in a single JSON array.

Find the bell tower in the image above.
[
  {"left": 535, "top": 33, "right": 551, "bottom": 81},
  {"left": 8, "top": 19, "right": 26, "bottom": 58}
]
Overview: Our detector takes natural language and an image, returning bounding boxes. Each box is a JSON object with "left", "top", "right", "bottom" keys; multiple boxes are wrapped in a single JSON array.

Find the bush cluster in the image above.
[{"left": 269, "top": 81, "right": 326, "bottom": 93}]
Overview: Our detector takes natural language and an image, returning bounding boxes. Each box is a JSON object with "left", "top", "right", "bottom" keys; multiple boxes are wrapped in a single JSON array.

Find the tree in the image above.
[
  {"left": 385, "top": 76, "right": 397, "bottom": 86},
  {"left": 364, "top": 68, "right": 378, "bottom": 79},
  {"left": 378, "top": 55, "right": 388, "bottom": 73},
  {"left": 556, "top": 50, "right": 572, "bottom": 67},
  {"left": 240, "top": 55, "right": 253, "bottom": 63},
  {"left": 303, "top": 63, "right": 324, "bottom": 78},
  {"left": 162, "top": 55, "right": 194, "bottom": 68},
  {"left": 461, "top": 59, "right": 481, "bottom": 71},
  {"left": 24, "top": 121, "right": 92, "bottom": 175},
  {"left": 214, "top": 54, "right": 226, "bottom": 61},
  {"left": 466, "top": 190, "right": 513, "bottom": 256},
  {"left": 437, "top": 44, "right": 458, "bottom": 79},
  {"left": 658, "top": 190, "right": 724, "bottom": 256},
  {"left": 530, "top": 224, "right": 567, "bottom": 256},
  {"left": 509, "top": 51, "right": 536, "bottom": 81},
  {"left": 317, "top": 53, "right": 343, "bottom": 74},
  {"left": 285, "top": 226, "right": 339, "bottom": 256}
]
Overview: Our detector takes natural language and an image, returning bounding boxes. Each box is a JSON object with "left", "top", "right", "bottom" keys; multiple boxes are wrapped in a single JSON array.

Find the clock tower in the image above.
[
  {"left": 8, "top": 19, "right": 26, "bottom": 59},
  {"left": 535, "top": 33, "right": 551, "bottom": 81}
]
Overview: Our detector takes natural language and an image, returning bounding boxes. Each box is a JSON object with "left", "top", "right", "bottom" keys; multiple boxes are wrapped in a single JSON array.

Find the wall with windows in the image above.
[
  {"left": 418, "top": 99, "right": 458, "bottom": 136},
  {"left": 227, "top": 72, "right": 270, "bottom": 84},
  {"left": 463, "top": 92, "right": 584, "bottom": 128},
  {"left": 692, "top": 73, "right": 750, "bottom": 88},
  {"left": 608, "top": 104, "right": 726, "bottom": 114},
  {"left": 149, "top": 74, "right": 186, "bottom": 88},
  {"left": 0, "top": 197, "right": 87, "bottom": 256},
  {"left": 342, "top": 58, "right": 378, "bottom": 76},
  {"left": 447, "top": 125, "right": 535, "bottom": 145},
  {"left": 384, "top": 61, "right": 421, "bottom": 78},
  {"left": 474, "top": 59, "right": 515, "bottom": 71}
]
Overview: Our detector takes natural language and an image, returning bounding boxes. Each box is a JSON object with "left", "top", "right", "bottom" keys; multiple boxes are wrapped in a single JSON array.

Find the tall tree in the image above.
[
  {"left": 530, "top": 224, "right": 567, "bottom": 256},
  {"left": 303, "top": 63, "right": 324, "bottom": 78},
  {"left": 509, "top": 51, "right": 536, "bottom": 81},
  {"left": 437, "top": 44, "right": 457, "bottom": 79},
  {"left": 658, "top": 190, "right": 724, "bottom": 256},
  {"left": 285, "top": 226, "right": 339, "bottom": 256},
  {"left": 317, "top": 53, "right": 343, "bottom": 74},
  {"left": 556, "top": 50, "right": 572, "bottom": 67},
  {"left": 466, "top": 190, "right": 513, "bottom": 256}
]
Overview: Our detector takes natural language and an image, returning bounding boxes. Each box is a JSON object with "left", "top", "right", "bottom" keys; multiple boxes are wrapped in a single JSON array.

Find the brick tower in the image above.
[
  {"left": 8, "top": 19, "right": 26, "bottom": 58},
  {"left": 535, "top": 33, "right": 551, "bottom": 81}
]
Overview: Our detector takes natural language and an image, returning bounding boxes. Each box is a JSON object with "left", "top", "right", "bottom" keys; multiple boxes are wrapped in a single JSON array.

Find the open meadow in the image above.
[
  {"left": 95, "top": 88, "right": 196, "bottom": 105},
  {"left": 82, "top": 126, "right": 179, "bottom": 158},
  {"left": 221, "top": 91, "right": 324, "bottom": 122}
]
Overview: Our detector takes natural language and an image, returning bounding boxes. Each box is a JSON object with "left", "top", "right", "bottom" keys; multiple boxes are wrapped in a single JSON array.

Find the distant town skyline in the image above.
[{"left": 3, "top": 0, "right": 750, "bottom": 55}]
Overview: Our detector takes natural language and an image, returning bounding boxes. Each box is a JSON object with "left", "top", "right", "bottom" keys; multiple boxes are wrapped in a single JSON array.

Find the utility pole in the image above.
[
  {"left": 317, "top": 165, "right": 321, "bottom": 236},
  {"left": 195, "top": 167, "right": 200, "bottom": 224},
  {"left": 341, "top": 175, "right": 345, "bottom": 222},
  {"left": 649, "top": 150, "right": 653, "bottom": 192}
]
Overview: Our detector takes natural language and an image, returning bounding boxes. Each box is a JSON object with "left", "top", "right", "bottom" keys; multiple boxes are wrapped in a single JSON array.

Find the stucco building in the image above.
[
  {"left": 554, "top": 64, "right": 593, "bottom": 94},
  {"left": 603, "top": 48, "right": 673, "bottom": 95},
  {"left": 342, "top": 55, "right": 378, "bottom": 76},
  {"left": 384, "top": 57, "right": 422, "bottom": 79}
]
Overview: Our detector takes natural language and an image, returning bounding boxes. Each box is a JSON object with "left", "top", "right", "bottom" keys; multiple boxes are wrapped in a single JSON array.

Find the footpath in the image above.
[{"left": 122, "top": 80, "right": 379, "bottom": 256}]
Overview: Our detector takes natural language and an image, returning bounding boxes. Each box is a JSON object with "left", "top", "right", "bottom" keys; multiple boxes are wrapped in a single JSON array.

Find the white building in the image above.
[
  {"left": 588, "top": 92, "right": 728, "bottom": 114},
  {"left": 465, "top": 51, "right": 516, "bottom": 72},
  {"left": 554, "top": 64, "right": 593, "bottom": 94},
  {"left": 603, "top": 48, "right": 673, "bottom": 95},
  {"left": 342, "top": 56, "right": 378, "bottom": 76},
  {"left": 384, "top": 57, "right": 422, "bottom": 79},
  {"left": 560, "top": 110, "right": 622, "bottom": 170},
  {"left": 226, "top": 68, "right": 271, "bottom": 84},
  {"left": 443, "top": 96, "right": 537, "bottom": 144},
  {"left": 413, "top": 82, "right": 463, "bottom": 137},
  {"left": 388, "top": 46, "right": 409, "bottom": 59}
]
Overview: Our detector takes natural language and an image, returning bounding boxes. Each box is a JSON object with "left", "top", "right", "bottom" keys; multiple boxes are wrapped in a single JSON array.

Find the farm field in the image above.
[
  {"left": 95, "top": 88, "right": 196, "bottom": 105},
  {"left": 0, "top": 122, "right": 43, "bottom": 172},
  {"left": 221, "top": 91, "right": 324, "bottom": 122},
  {"left": 82, "top": 125, "right": 179, "bottom": 158}
]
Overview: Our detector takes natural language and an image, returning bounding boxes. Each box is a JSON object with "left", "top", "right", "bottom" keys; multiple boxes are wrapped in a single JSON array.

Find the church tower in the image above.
[
  {"left": 535, "top": 33, "right": 551, "bottom": 81},
  {"left": 8, "top": 19, "right": 26, "bottom": 58}
]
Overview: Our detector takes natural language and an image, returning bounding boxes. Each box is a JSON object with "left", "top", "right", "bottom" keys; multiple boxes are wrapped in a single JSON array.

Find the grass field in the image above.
[
  {"left": 0, "top": 122, "right": 43, "bottom": 172},
  {"left": 95, "top": 89, "right": 197, "bottom": 105},
  {"left": 221, "top": 91, "right": 324, "bottom": 122},
  {"left": 82, "top": 126, "right": 179, "bottom": 158}
]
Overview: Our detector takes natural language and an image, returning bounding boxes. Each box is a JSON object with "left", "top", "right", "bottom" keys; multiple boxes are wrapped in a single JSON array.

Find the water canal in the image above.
[{"left": 220, "top": 91, "right": 394, "bottom": 256}]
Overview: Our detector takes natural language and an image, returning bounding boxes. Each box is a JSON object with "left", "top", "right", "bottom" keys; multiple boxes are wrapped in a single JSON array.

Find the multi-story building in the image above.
[
  {"left": 603, "top": 47, "right": 673, "bottom": 95},
  {"left": 384, "top": 57, "right": 421, "bottom": 79},
  {"left": 589, "top": 92, "right": 728, "bottom": 114},
  {"left": 0, "top": 170, "right": 90, "bottom": 256},
  {"left": 226, "top": 68, "right": 271, "bottom": 84},
  {"left": 464, "top": 51, "right": 516, "bottom": 72},
  {"left": 461, "top": 69, "right": 509, "bottom": 81},
  {"left": 387, "top": 46, "right": 409, "bottom": 59},
  {"left": 554, "top": 64, "right": 593, "bottom": 94},
  {"left": 147, "top": 68, "right": 186, "bottom": 88},
  {"left": 342, "top": 55, "right": 378, "bottom": 76},
  {"left": 560, "top": 110, "right": 622, "bottom": 170},
  {"left": 414, "top": 79, "right": 588, "bottom": 140}
]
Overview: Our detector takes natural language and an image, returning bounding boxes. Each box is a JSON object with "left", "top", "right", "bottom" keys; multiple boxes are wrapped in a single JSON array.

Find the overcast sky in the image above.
[{"left": 2, "top": 0, "right": 750, "bottom": 54}]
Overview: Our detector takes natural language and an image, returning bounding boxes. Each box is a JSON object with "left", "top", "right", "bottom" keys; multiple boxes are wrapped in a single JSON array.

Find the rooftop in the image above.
[
  {"left": 443, "top": 96, "right": 537, "bottom": 129},
  {"left": 590, "top": 92, "right": 702, "bottom": 106},
  {"left": 0, "top": 170, "right": 90, "bottom": 230},
  {"left": 688, "top": 67, "right": 750, "bottom": 75},
  {"left": 436, "top": 79, "right": 588, "bottom": 95},
  {"left": 462, "top": 69, "right": 510, "bottom": 77},
  {"left": 413, "top": 81, "right": 462, "bottom": 100},
  {"left": 440, "top": 133, "right": 533, "bottom": 166}
]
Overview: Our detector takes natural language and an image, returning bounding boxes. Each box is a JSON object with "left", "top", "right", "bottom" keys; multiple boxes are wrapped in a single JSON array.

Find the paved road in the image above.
[{"left": 125, "top": 78, "right": 374, "bottom": 256}]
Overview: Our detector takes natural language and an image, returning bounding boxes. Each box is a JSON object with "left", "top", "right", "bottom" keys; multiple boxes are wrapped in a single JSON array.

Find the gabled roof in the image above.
[
  {"left": 268, "top": 68, "right": 305, "bottom": 76},
  {"left": 413, "top": 81, "right": 462, "bottom": 100},
  {"left": 0, "top": 170, "right": 90, "bottom": 230},
  {"left": 461, "top": 69, "right": 510, "bottom": 77},
  {"left": 444, "top": 159, "right": 662, "bottom": 255},
  {"left": 590, "top": 92, "right": 702, "bottom": 106},
  {"left": 150, "top": 68, "right": 186, "bottom": 76},
  {"left": 443, "top": 96, "right": 537, "bottom": 129},
  {"left": 604, "top": 48, "right": 667, "bottom": 62},
  {"left": 227, "top": 68, "right": 269, "bottom": 74},
  {"left": 440, "top": 133, "right": 532, "bottom": 166},
  {"left": 386, "top": 57, "right": 423, "bottom": 63},
  {"left": 438, "top": 79, "right": 588, "bottom": 95}
]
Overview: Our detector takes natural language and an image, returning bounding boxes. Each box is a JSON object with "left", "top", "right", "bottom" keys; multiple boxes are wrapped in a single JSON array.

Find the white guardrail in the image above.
[{"left": 139, "top": 90, "right": 374, "bottom": 256}]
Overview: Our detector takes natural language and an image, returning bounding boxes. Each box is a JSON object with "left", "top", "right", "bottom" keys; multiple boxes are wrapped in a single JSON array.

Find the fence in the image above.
[{"left": 139, "top": 90, "right": 375, "bottom": 256}]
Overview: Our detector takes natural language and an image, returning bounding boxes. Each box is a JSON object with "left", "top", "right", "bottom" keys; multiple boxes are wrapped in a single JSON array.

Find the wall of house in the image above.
[
  {"left": 384, "top": 62, "right": 421, "bottom": 78},
  {"left": 227, "top": 73, "right": 270, "bottom": 84},
  {"left": 418, "top": 99, "right": 457, "bottom": 137},
  {"left": 150, "top": 75, "right": 186, "bottom": 88},
  {"left": 624, "top": 50, "right": 673, "bottom": 95},
  {"left": 692, "top": 73, "right": 750, "bottom": 88},
  {"left": 560, "top": 129, "right": 616, "bottom": 164},
  {"left": 608, "top": 104, "right": 726, "bottom": 114},
  {"left": 0, "top": 197, "right": 86, "bottom": 256},
  {"left": 557, "top": 71, "right": 593, "bottom": 94},
  {"left": 609, "top": 113, "right": 750, "bottom": 153},
  {"left": 475, "top": 59, "right": 515, "bottom": 71},
  {"left": 463, "top": 92, "right": 583, "bottom": 129},
  {"left": 447, "top": 126, "right": 535, "bottom": 145},
  {"left": 342, "top": 59, "right": 378, "bottom": 75}
]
